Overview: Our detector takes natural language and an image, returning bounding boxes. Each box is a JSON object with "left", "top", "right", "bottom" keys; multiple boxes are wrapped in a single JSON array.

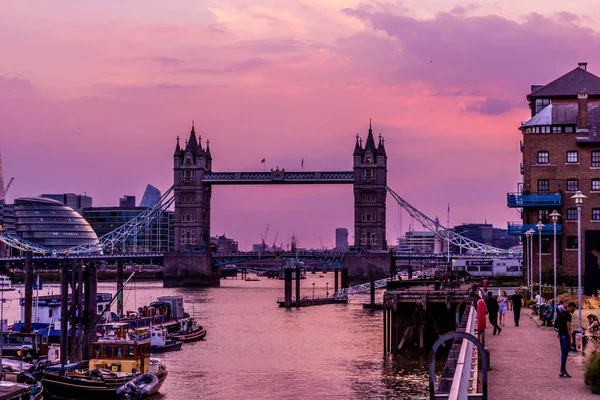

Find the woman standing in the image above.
[{"left": 498, "top": 290, "right": 508, "bottom": 327}]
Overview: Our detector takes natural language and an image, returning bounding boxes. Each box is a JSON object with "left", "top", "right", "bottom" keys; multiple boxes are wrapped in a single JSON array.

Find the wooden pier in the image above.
[{"left": 383, "top": 288, "right": 468, "bottom": 355}]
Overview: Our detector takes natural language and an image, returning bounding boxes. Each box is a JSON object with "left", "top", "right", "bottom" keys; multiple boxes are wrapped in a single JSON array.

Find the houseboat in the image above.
[
  {"left": 40, "top": 340, "right": 167, "bottom": 400},
  {"left": 11, "top": 293, "right": 113, "bottom": 342}
]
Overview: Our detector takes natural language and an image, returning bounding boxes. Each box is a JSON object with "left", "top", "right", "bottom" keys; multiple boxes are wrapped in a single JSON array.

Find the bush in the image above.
[
  {"left": 585, "top": 352, "right": 600, "bottom": 394},
  {"left": 525, "top": 299, "right": 536, "bottom": 307}
]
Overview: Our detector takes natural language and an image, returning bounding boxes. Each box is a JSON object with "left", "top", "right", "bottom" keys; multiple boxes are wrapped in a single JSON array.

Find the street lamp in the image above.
[
  {"left": 525, "top": 229, "right": 534, "bottom": 298},
  {"left": 326, "top": 282, "right": 329, "bottom": 298},
  {"left": 312, "top": 282, "right": 315, "bottom": 299},
  {"left": 537, "top": 221, "right": 544, "bottom": 294},
  {"left": 550, "top": 210, "right": 561, "bottom": 322},
  {"left": 572, "top": 190, "right": 587, "bottom": 330}
]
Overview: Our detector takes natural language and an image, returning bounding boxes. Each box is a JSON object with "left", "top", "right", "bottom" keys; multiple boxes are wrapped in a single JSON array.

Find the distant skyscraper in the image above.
[
  {"left": 119, "top": 195, "right": 136, "bottom": 208},
  {"left": 0, "top": 151, "right": 5, "bottom": 205},
  {"left": 335, "top": 228, "right": 348, "bottom": 250},
  {"left": 41, "top": 193, "right": 93, "bottom": 215},
  {"left": 140, "top": 184, "right": 161, "bottom": 208}
]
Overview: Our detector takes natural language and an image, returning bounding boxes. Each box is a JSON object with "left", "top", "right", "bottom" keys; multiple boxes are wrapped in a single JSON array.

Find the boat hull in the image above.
[
  {"left": 151, "top": 341, "right": 182, "bottom": 353},
  {"left": 41, "top": 369, "right": 168, "bottom": 400},
  {"left": 170, "top": 328, "right": 206, "bottom": 343}
]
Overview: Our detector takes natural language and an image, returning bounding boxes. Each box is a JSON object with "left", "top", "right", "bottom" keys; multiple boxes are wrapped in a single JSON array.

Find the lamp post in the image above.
[
  {"left": 537, "top": 221, "right": 544, "bottom": 295},
  {"left": 312, "top": 282, "right": 315, "bottom": 300},
  {"left": 326, "top": 282, "right": 329, "bottom": 298},
  {"left": 572, "top": 190, "right": 587, "bottom": 330},
  {"left": 550, "top": 210, "right": 561, "bottom": 322},
  {"left": 525, "top": 229, "right": 534, "bottom": 298}
]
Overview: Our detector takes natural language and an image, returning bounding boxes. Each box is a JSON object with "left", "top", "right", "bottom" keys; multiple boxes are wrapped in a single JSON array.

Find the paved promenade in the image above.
[{"left": 486, "top": 309, "right": 596, "bottom": 399}]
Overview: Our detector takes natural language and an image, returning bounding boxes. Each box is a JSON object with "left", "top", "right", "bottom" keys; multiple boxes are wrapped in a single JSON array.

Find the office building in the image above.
[
  {"left": 397, "top": 231, "right": 436, "bottom": 254},
  {"left": 140, "top": 185, "right": 161, "bottom": 208},
  {"left": 335, "top": 228, "right": 349, "bottom": 250},
  {"left": 119, "top": 195, "right": 136, "bottom": 208},
  {"left": 211, "top": 234, "right": 239, "bottom": 253},
  {"left": 0, "top": 151, "right": 4, "bottom": 205},
  {"left": 41, "top": 193, "right": 93, "bottom": 215},
  {"left": 508, "top": 62, "right": 600, "bottom": 292},
  {"left": 83, "top": 207, "right": 174, "bottom": 253}
]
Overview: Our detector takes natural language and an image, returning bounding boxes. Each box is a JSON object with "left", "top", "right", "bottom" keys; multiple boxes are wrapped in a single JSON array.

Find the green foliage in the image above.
[
  {"left": 542, "top": 264, "right": 567, "bottom": 286},
  {"left": 585, "top": 352, "right": 600, "bottom": 394},
  {"left": 525, "top": 299, "right": 536, "bottom": 307}
]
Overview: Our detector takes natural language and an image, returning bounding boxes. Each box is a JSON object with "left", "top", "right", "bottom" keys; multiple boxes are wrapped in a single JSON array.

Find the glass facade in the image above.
[
  {"left": 83, "top": 207, "right": 174, "bottom": 253},
  {"left": 12, "top": 197, "right": 98, "bottom": 249}
]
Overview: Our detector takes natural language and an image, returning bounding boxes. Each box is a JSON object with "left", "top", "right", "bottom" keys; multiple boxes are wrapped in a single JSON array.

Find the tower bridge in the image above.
[{"left": 0, "top": 121, "right": 516, "bottom": 287}]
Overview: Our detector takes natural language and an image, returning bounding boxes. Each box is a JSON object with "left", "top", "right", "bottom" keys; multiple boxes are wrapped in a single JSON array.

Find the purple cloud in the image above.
[{"left": 466, "top": 98, "right": 516, "bottom": 115}]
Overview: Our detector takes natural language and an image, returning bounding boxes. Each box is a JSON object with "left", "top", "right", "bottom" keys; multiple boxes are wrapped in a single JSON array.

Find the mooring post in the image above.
[
  {"left": 77, "top": 259, "right": 84, "bottom": 362},
  {"left": 341, "top": 268, "right": 348, "bottom": 289},
  {"left": 334, "top": 268, "right": 339, "bottom": 294},
  {"left": 117, "top": 260, "right": 124, "bottom": 318},
  {"left": 70, "top": 259, "right": 77, "bottom": 354},
  {"left": 284, "top": 268, "right": 292, "bottom": 307},
  {"left": 86, "top": 261, "right": 98, "bottom": 358},
  {"left": 23, "top": 251, "right": 33, "bottom": 333},
  {"left": 60, "top": 260, "right": 69, "bottom": 369},
  {"left": 370, "top": 272, "right": 376, "bottom": 306},
  {"left": 295, "top": 266, "right": 301, "bottom": 307},
  {"left": 383, "top": 308, "right": 388, "bottom": 355}
]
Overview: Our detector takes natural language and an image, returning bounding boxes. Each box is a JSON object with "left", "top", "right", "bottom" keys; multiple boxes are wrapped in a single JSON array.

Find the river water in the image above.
[{"left": 4, "top": 273, "right": 429, "bottom": 399}]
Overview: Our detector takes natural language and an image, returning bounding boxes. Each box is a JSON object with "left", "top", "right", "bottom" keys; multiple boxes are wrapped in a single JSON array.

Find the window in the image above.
[
  {"left": 535, "top": 98, "right": 551, "bottom": 114},
  {"left": 566, "top": 208, "right": 578, "bottom": 220},
  {"left": 537, "top": 151, "right": 549, "bottom": 164},
  {"left": 362, "top": 213, "right": 376, "bottom": 222},
  {"left": 541, "top": 237, "right": 552, "bottom": 253},
  {"left": 361, "top": 229, "right": 367, "bottom": 246},
  {"left": 593, "top": 209, "right": 600, "bottom": 221},
  {"left": 593, "top": 179, "right": 600, "bottom": 191},
  {"left": 566, "top": 151, "right": 578, "bottom": 163},
  {"left": 567, "top": 179, "right": 579, "bottom": 191},
  {"left": 370, "top": 230, "right": 376, "bottom": 245},
  {"left": 538, "top": 180, "right": 549, "bottom": 194},
  {"left": 593, "top": 151, "right": 600, "bottom": 168},
  {"left": 565, "top": 126, "right": 574, "bottom": 133},
  {"left": 552, "top": 126, "right": 561, "bottom": 133},
  {"left": 362, "top": 169, "right": 375, "bottom": 181},
  {"left": 567, "top": 236, "right": 578, "bottom": 249},
  {"left": 49, "top": 309, "right": 53, "bottom": 318},
  {"left": 538, "top": 209, "right": 549, "bottom": 224}
]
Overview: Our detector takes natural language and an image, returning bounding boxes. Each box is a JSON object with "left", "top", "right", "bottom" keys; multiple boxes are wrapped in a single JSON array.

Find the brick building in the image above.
[{"left": 508, "top": 62, "right": 600, "bottom": 294}]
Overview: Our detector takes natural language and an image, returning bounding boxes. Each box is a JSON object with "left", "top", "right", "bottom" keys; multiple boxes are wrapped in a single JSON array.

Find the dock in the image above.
[{"left": 276, "top": 297, "right": 347, "bottom": 307}]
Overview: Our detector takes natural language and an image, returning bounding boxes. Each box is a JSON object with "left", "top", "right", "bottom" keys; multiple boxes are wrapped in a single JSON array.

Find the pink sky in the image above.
[{"left": 2, "top": 1, "right": 600, "bottom": 250}]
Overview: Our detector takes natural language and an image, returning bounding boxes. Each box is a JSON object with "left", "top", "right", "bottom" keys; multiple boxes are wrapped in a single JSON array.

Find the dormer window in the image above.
[{"left": 535, "top": 98, "right": 551, "bottom": 115}]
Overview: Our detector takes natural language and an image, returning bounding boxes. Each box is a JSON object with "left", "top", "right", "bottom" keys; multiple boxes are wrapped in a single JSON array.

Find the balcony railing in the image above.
[
  {"left": 507, "top": 193, "right": 562, "bottom": 207},
  {"left": 507, "top": 222, "right": 562, "bottom": 236}
]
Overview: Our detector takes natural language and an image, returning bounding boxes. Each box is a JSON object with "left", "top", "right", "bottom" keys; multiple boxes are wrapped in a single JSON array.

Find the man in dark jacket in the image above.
[{"left": 485, "top": 291, "right": 502, "bottom": 335}]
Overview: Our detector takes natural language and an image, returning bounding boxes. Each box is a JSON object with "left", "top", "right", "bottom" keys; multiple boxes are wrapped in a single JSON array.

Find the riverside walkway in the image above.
[{"left": 486, "top": 309, "right": 595, "bottom": 400}]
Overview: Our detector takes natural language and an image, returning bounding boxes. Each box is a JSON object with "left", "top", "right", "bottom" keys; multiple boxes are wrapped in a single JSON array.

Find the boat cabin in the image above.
[
  {"left": 97, "top": 323, "right": 129, "bottom": 341},
  {"left": 150, "top": 327, "right": 168, "bottom": 347},
  {"left": 89, "top": 340, "right": 151, "bottom": 374},
  {"left": 0, "top": 332, "right": 47, "bottom": 359}
]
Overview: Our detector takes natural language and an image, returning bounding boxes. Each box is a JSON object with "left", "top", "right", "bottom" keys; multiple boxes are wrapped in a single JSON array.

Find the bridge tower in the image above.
[
  {"left": 164, "top": 122, "right": 219, "bottom": 287},
  {"left": 353, "top": 120, "right": 387, "bottom": 250}
]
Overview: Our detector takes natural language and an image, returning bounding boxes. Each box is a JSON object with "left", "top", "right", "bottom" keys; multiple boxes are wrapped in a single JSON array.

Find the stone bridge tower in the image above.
[
  {"left": 353, "top": 120, "right": 387, "bottom": 250},
  {"left": 164, "top": 122, "right": 218, "bottom": 287}
]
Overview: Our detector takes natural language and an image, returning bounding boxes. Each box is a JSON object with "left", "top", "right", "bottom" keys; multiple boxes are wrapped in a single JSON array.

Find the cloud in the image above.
[
  {"left": 466, "top": 98, "right": 516, "bottom": 115},
  {"left": 0, "top": 76, "right": 35, "bottom": 98},
  {"left": 136, "top": 56, "right": 187, "bottom": 67},
  {"left": 177, "top": 58, "right": 272, "bottom": 75}
]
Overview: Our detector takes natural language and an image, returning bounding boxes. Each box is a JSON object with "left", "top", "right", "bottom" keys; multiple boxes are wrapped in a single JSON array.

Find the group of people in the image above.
[
  {"left": 482, "top": 288, "right": 524, "bottom": 335},
  {"left": 477, "top": 286, "right": 600, "bottom": 378}
]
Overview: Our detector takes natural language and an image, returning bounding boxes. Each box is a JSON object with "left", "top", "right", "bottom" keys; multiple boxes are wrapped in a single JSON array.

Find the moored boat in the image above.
[
  {"left": 40, "top": 340, "right": 167, "bottom": 400},
  {"left": 116, "top": 373, "right": 159, "bottom": 399},
  {"left": 169, "top": 319, "right": 206, "bottom": 343},
  {"left": 149, "top": 327, "right": 182, "bottom": 353},
  {"left": 0, "top": 276, "right": 14, "bottom": 292}
]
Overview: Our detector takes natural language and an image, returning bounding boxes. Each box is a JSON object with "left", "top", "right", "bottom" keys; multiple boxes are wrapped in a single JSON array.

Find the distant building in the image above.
[
  {"left": 1, "top": 197, "right": 98, "bottom": 254},
  {"left": 211, "top": 234, "right": 239, "bottom": 253},
  {"left": 140, "top": 185, "right": 161, "bottom": 208},
  {"left": 335, "top": 228, "right": 349, "bottom": 250},
  {"left": 83, "top": 207, "right": 173, "bottom": 253},
  {"left": 452, "top": 223, "right": 519, "bottom": 252},
  {"left": 41, "top": 193, "right": 93, "bottom": 215},
  {"left": 119, "top": 195, "right": 136, "bottom": 208},
  {"left": 397, "top": 231, "right": 436, "bottom": 254}
]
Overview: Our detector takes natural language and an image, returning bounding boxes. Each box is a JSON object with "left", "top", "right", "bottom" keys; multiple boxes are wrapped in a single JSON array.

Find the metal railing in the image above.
[{"left": 507, "top": 192, "right": 562, "bottom": 207}]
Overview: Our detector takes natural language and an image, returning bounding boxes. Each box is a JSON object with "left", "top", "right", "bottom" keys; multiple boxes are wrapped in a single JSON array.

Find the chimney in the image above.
[
  {"left": 578, "top": 62, "right": 588, "bottom": 71},
  {"left": 578, "top": 90, "right": 588, "bottom": 131}
]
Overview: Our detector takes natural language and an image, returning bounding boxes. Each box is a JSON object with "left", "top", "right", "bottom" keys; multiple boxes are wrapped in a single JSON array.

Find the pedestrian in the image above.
[
  {"left": 535, "top": 291, "right": 543, "bottom": 313},
  {"left": 498, "top": 290, "right": 508, "bottom": 327},
  {"left": 483, "top": 278, "right": 488, "bottom": 294},
  {"left": 555, "top": 301, "right": 576, "bottom": 378},
  {"left": 557, "top": 299, "right": 565, "bottom": 313},
  {"left": 511, "top": 288, "right": 524, "bottom": 327},
  {"left": 485, "top": 291, "right": 502, "bottom": 335}
]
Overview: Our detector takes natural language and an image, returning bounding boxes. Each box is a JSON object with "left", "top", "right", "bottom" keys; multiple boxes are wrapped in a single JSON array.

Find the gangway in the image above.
[{"left": 334, "top": 277, "right": 392, "bottom": 299}]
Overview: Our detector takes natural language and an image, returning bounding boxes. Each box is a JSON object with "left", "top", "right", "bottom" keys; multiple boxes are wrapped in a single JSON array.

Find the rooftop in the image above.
[{"left": 528, "top": 63, "right": 600, "bottom": 98}]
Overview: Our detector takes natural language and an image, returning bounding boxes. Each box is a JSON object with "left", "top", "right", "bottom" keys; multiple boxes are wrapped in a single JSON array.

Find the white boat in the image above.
[{"left": 0, "top": 276, "right": 13, "bottom": 292}]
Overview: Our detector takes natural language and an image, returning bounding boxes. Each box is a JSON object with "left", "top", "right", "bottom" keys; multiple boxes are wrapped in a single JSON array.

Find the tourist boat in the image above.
[
  {"left": 0, "top": 276, "right": 14, "bottom": 292},
  {"left": 150, "top": 326, "right": 182, "bottom": 353},
  {"left": 40, "top": 340, "right": 168, "bottom": 400},
  {"left": 169, "top": 319, "right": 206, "bottom": 343}
]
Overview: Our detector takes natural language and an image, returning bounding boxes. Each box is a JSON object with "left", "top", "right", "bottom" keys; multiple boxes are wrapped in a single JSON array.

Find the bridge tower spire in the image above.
[{"left": 353, "top": 120, "right": 387, "bottom": 250}]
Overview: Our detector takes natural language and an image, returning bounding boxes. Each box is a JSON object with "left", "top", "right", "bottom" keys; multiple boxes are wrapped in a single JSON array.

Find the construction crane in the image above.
[
  {"left": 4, "top": 177, "right": 14, "bottom": 197},
  {"left": 260, "top": 223, "right": 270, "bottom": 253},
  {"left": 272, "top": 232, "right": 279, "bottom": 252},
  {"left": 319, "top": 237, "right": 324, "bottom": 250}
]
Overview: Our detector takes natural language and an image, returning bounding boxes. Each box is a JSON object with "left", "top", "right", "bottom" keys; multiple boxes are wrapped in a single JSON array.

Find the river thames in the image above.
[{"left": 5, "top": 273, "right": 429, "bottom": 399}]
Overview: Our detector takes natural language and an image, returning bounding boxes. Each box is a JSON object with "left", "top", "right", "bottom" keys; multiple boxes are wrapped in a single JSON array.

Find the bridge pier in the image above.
[
  {"left": 341, "top": 268, "right": 348, "bottom": 290},
  {"left": 284, "top": 268, "right": 292, "bottom": 307},
  {"left": 163, "top": 253, "right": 220, "bottom": 287},
  {"left": 334, "top": 268, "right": 339, "bottom": 294},
  {"left": 342, "top": 252, "right": 392, "bottom": 286},
  {"left": 295, "top": 266, "right": 301, "bottom": 308},
  {"left": 23, "top": 251, "right": 33, "bottom": 333}
]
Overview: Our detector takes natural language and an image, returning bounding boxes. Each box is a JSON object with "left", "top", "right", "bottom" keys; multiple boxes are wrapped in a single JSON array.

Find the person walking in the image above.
[
  {"left": 485, "top": 291, "right": 502, "bottom": 335},
  {"left": 555, "top": 302, "right": 576, "bottom": 378},
  {"left": 510, "top": 288, "right": 524, "bottom": 327},
  {"left": 498, "top": 290, "right": 508, "bottom": 327}
]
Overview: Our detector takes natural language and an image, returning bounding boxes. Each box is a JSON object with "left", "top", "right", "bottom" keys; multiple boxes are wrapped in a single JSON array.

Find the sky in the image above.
[{"left": 2, "top": 0, "right": 600, "bottom": 250}]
